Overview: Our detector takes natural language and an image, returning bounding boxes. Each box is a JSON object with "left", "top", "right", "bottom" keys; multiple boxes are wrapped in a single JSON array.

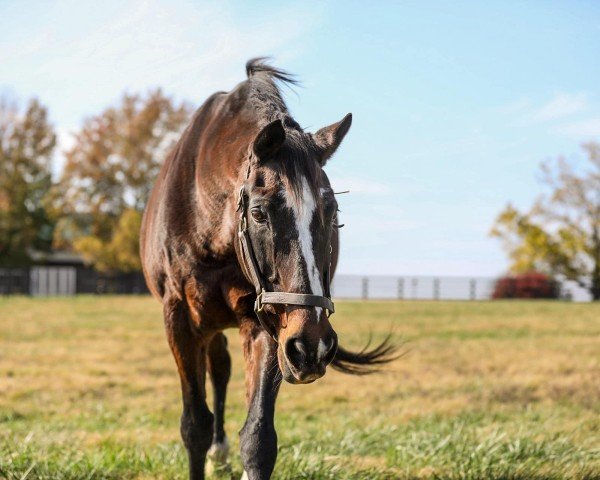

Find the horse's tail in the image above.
[{"left": 331, "top": 335, "right": 399, "bottom": 375}]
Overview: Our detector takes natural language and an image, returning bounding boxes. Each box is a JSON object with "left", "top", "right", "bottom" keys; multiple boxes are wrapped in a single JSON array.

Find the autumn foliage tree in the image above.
[
  {"left": 0, "top": 97, "right": 56, "bottom": 265},
  {"left": 491, "top": 143, "right": 600, "bottom": 300},
  {"left": 53, "top": 89, "right": 191, "bottom": 271}
]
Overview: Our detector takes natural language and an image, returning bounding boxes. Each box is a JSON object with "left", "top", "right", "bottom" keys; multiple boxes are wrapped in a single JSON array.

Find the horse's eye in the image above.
[{"left": 251, "top": 208, "right": 267, "bottom": 223}]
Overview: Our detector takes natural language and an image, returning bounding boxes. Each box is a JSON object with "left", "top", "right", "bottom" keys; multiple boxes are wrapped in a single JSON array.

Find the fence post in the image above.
[
  {"left": 361, "top": 277, "right": 369, "bottom": 300},
  {"left": 469, "top": 279, "right": 476, "bottom": 300},
  {"left": 433, "top": 278, "right": 440, "bottom": 300},
  {"left": 411, "top": 278, "right": 418, "bottom": 299},
  {"left": 397, "top": 278, "right": 404, "bottom": 299},
  {"left": 27, "top": 267, "right": 33, "bottom": 296}
]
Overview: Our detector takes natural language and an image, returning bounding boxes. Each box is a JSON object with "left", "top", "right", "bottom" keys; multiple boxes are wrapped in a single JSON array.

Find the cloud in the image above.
[
  {"left": 530, "top": 92, "right": 588, "bottom": 122},
  {"left": 0, "top": 0, "right": 324, "bottom": 126},
  {"left": 497, "top": 92, "right": 600, "bottom": 139},
  {"left": 554, "top": 117, "right": 600, "bottom": 138},
  {"left": 1, "top": 0, "right": 324, "bottom": 177},
  {"left": 499, "top": 92, "right": 590, "bottom": 126}
]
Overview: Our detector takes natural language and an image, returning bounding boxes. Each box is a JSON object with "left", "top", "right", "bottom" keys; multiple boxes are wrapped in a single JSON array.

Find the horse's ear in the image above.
[
  {"left": 313, "top": 113, "right": 352, "bottom": 165},
  {"left": 253, "top": 119, "right": 286, "bottom": 162}
]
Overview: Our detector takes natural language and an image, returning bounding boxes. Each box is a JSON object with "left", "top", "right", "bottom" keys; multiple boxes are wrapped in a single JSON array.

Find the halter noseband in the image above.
[{"left": 236, "top": 158, "right": 335, "bottom": 342}]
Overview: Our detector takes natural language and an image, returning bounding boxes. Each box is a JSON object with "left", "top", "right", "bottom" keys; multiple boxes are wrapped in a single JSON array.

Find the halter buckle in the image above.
[
  {"left": 236, "top": 186, "right": 246, "bottom": 212},
  {"left": 254, "top": 290, "right": 265, "bottom": 313}
]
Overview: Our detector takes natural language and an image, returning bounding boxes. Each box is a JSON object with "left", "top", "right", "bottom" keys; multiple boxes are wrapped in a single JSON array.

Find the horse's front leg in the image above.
[
  {"left": 239, "top": 321, "right": 281, "bottom": 480},
  {"left": 164, "top": 300, "right": 214, "bottom": 480},
  {"left": 206, "top": 332, "right": 232, "bottom": 474}
]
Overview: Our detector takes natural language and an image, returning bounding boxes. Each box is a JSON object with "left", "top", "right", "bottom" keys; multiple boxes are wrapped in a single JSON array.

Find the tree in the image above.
[
  {"left": 0, "top": 97, "right": 56, "bottom": 265},
  {"left": 73, "top": 208, "right": 142, "bottom": 272},
  {"left": 491, "top": 143, "right": 600, "bottom": 300},
  {"left": 53, "top": 89, "right": 191, "bottom": 271}
]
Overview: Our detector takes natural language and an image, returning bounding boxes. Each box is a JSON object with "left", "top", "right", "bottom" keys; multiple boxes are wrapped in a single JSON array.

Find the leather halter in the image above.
[{"left": 236, "top": 158, "right": 335, "bottom": 342}]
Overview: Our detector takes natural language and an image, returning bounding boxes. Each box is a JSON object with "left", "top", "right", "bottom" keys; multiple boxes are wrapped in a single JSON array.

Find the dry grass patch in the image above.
[{"left": 1, "top": 297, "right": 599, "bottom": 479}]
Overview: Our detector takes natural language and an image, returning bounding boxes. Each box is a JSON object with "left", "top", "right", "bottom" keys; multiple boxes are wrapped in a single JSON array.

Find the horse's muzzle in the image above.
[{"left": 279, "top": 329, "right": 338, "bottom": 384}]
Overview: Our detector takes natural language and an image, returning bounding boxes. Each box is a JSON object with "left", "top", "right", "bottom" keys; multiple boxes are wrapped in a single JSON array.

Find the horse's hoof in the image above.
[{"left": 205, "top": 438, "right": 231, "bottom": 477}]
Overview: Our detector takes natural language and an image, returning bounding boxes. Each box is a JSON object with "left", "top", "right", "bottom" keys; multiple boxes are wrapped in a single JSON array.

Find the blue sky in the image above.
[{"left": 1, "top": 0, "right": 599, "bottom": 276}]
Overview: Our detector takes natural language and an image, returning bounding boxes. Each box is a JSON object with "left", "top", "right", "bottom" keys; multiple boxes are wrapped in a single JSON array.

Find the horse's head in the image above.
[{"left": 238, "top": 114, "right": 352, "bottom": 384}]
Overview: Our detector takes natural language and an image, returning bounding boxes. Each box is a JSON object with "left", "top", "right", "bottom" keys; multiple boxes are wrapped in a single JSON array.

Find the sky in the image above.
[{"left": 1, "top": 0, "right": 599, "bottom": 276}]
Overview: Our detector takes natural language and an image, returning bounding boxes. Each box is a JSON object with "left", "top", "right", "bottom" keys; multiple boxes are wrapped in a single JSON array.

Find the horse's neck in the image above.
[
  {"left": 179, "top": 93, "right": 261, "bottom": 261},
  {"left": 192, "top": 131, "right": 253, "bottom": 260}
]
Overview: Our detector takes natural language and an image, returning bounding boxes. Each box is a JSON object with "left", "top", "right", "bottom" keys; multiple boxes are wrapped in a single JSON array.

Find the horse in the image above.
[{"left": 140, "top": 58, "right": 396, "bottom": 480}]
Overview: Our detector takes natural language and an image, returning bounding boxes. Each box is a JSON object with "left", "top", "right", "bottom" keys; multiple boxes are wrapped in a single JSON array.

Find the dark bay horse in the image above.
[{"left": 140, "top": 58, "right": 395, "bottom": 480}]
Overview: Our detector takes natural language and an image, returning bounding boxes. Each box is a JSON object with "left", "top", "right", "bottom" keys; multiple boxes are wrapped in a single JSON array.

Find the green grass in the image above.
[{"left": 1, "top": 297, "right": 599, "bottom": 479}]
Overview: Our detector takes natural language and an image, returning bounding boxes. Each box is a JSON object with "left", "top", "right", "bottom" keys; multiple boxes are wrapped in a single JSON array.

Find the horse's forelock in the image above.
[{"left": 274, "top": 137, "right": 325, "bottom": 222}]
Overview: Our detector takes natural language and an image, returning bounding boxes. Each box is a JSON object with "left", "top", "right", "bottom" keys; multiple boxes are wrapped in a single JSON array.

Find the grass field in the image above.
[{"left": 1, "top": 297, "right": 599, "bottom": 479}]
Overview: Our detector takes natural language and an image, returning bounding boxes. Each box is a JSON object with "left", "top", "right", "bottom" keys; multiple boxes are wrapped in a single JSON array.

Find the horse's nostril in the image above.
[
  {"left": 320, "top": 334, "right": 338, "bottom": 365},
  {"left": 294, "top": 339, "right": 307, "bottom": 356},
  {"left": 285, "top": 336, "right": 307, "bottom": 368}
]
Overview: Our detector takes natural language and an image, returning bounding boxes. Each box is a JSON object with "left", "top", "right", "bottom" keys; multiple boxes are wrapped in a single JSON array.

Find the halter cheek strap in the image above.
[{"left": 236, "top": 164, "right": 335, "bottom": 342}]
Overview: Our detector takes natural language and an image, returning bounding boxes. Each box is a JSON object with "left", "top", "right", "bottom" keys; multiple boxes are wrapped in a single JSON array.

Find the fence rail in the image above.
[
  {"left": 0, "top": 267, "right": 590, "bottom": 301},
  {"left": 0, "top": 268, "right": 29, "bottom": 295},
  {"left": 331, "top": 275, "right": 496, "bottom": 300},
  {"left": 0, "top": 267, "right": 149, "bottom": 296}
]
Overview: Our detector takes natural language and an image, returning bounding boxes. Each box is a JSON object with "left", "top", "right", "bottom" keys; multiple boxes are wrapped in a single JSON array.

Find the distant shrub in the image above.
[{"left": 492, "top": 272, "right": 560, "bottom": 299}]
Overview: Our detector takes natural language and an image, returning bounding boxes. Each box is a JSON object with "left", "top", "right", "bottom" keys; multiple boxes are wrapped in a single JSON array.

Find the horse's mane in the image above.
[
  {"left": 246, "top": 57, "right": 299, "bottom": 86},
  {"left": 244, "top": 57, "right": 300, "bottom": 128}
]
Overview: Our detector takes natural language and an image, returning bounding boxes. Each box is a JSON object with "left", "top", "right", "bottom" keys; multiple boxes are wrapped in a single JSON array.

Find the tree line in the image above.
[
  {"left": 0, "top": 91, "right": 192, "bottom": 271},
  {"left": 0, "top": 91, "right": 598, "bottom": 300}
]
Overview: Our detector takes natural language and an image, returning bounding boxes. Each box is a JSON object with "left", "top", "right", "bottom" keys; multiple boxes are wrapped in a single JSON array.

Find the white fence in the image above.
[
  {"left": 331, "top": 275, "right": 496, "bottom": 300},
  {"left": 30, "top": 267, "right": 77, "bottom": 296},
  {"left": 0, "top": 268, "right": 592, "bottom": 301}
]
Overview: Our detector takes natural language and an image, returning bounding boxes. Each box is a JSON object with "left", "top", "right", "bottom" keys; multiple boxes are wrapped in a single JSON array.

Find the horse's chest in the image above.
[{"left": 183, "top": 269, "right": 253, "bottom": 332}]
